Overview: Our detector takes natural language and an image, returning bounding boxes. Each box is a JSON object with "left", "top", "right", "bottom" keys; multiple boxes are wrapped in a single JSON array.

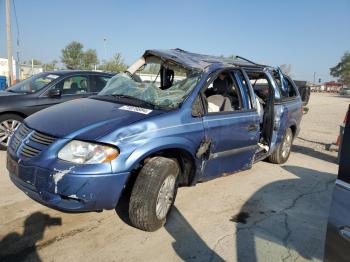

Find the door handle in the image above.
[
  {"left": 247, "top": 124, "right": 258, "bottom": 132},
  {"left": 339, "top": 227, "right": 350, "bottom": 242}
]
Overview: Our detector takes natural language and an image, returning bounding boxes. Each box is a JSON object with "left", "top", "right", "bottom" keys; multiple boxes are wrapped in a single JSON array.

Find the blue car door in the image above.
[
  {"left": 201, "top": 69, "right": 260, "bottom": 179},
  {"left": 266, "top": 69, "right": 302, "bottom": 153}
]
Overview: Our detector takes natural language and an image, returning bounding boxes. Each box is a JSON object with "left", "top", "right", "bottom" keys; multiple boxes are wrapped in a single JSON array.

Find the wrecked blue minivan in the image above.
[{"left": 7, "top": 49, "right": 302, "bottom": 231}]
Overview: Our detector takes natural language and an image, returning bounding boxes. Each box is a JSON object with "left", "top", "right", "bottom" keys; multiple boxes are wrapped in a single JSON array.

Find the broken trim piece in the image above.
[
  {"left": 126, "top": 57, "right": 146, "bottom": 75},
  {"left": 209, "top": 145, "right": 258, "bottom": 160},
  {"left": 196, "top": 138, "right": 211, "bottom": 158}
]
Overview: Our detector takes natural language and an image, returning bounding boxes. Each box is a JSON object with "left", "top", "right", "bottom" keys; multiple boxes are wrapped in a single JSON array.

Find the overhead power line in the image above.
[
  {"left": 12, "top": 0, "right": 20, "bottom": 43},
  {"left": 12, "top": 0, "right": 21, "bottom": 80},
  {"left": 6, "top": 0, "right": 13, "bottom": 85},
  {"left": 12, "top": 0, "right": 20, "bottom": 55}
]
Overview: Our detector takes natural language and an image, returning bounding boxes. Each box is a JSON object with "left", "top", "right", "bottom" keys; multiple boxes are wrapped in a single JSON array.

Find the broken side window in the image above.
[
  {"left": 203, "top": 71, "right": 243, "bottom": 113},
  {"left": 283, "top": 77, "right": 298, "bottom": 98}
]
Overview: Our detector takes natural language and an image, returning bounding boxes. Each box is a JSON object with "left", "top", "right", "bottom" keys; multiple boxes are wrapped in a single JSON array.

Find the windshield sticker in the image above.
[
  {"left": 46, "top": 74, "right": 60, "bottom": 79},
  {"left": 119, "top": 105, "right": 152, "bottom": 115}
]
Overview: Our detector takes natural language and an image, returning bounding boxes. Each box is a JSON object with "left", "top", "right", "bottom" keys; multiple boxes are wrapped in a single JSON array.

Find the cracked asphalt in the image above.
[{"left": 0, "top": 93, "right": 348, "bottom": 262}]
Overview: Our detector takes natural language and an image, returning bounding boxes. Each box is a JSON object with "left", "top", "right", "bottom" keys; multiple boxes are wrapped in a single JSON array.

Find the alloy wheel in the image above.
[
  {"left": 156, "top": 175, "right": 176, "bottom": 220},
  {"left": 0, "top": 120, "right": 21, "bottom": 147},
  {"left": 281, "top": 132, "right": 292, "bottom": 158}
]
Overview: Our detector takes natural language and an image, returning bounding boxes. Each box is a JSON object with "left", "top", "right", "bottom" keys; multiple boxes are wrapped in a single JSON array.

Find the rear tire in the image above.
[
  {"left": 129, "top": 157, "right": 180, "bottom": 231},
  {"left": 268, "top": 128, "right": 293, "bottom": 164},
  {"left": 0, "top": 114, "right": 23, "bottom": 150}
]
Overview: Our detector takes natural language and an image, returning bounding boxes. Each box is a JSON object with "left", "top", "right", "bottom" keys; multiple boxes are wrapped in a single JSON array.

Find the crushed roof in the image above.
[{"left": 144, "top": 48, "right": 267, "bottom": 70}]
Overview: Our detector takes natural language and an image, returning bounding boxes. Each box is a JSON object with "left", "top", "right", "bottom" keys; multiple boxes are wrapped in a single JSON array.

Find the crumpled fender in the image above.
[{"left": 124, "top": 136, "right": 199, "bottom": 171}]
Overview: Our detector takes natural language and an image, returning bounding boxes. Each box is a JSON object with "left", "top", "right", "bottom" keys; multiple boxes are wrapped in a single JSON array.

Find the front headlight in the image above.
[{"left": 58, "top": 140, "right": 119, "bottom": 164}]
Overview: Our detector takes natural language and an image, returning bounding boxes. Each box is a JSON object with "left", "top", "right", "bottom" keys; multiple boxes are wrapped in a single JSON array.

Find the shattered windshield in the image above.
[{"left": 99, "top": 56, "right": 201, "bottom": 109}]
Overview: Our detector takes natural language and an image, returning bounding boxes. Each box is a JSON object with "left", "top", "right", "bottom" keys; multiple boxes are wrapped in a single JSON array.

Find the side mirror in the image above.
[{"left": 48, "top": 89, "right": 61, "bottom": 98}]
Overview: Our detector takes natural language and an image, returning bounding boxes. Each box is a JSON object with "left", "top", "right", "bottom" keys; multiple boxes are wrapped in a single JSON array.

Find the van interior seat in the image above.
[{"left": 207, "top": 95, "right": 233, "bottom": 112}]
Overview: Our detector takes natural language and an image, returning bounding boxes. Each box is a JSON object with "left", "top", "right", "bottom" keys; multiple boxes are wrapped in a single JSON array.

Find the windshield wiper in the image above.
[{"left": 110, "top": 94, "right": 163, "bottom": 110}]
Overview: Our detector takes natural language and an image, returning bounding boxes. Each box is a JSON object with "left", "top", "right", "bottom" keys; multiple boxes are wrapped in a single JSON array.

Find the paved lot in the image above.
[{"left": 0, "top": 93, "right": 349, "bottom": 262}]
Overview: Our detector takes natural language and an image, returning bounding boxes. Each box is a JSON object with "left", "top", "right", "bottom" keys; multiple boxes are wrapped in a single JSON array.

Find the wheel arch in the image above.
[
  {"left": 289, "top": 124, "right": 297, "bottom": 139},
  {"left": 123, "top": 139, "right": 198, "bottom": 191},
  {"left": 0, "top": 111, "right": 27, "bottom": 119},
  {"left": 147, "top": 148, "right": 197, "bottom": 186}
]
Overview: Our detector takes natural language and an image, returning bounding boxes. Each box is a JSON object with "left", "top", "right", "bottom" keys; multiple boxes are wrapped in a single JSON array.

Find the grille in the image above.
[
  {"left": 18, "top": 124, "right": 31, "bottom": 137},
  {"left": 10, "top": 124, "right": 31, "bottom": 152},
  {"left": 30, "top": 131, "right": 56, "bottom": 145},
  {"left": 20, "top": 144, "right": 41, "bottom": 158},
  {"left": 20, "top": 131, "right": 56, "bottom": 159},
  {"left": 10, "top": 124, "right": 57, "bottom": 159},
  {"left": 10, "top": 134, "right": 21, "bottom": 152}
]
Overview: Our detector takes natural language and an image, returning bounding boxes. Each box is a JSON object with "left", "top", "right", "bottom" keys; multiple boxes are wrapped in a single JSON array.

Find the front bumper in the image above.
[{"left": 7, "top": 154, "right": 129, "bottom": 212}]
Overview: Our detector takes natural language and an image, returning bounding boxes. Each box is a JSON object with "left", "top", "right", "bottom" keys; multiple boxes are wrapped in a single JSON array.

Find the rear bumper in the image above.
[{"left": 7, "top": 154, "right": 129, "bottom": 212}]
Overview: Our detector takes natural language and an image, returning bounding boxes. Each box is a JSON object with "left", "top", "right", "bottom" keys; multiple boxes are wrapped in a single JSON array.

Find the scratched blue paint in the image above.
[{"left": 6, "top": 49, "right": 303, "bottom": 212}]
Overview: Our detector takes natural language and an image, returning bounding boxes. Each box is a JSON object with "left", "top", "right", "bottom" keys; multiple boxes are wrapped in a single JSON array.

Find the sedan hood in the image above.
[
  {"left": 0, "top": 90, "right": 23, "bottom": 97},
  {"left": 25, "top": 98, "right": 163, "bottom": 140}
]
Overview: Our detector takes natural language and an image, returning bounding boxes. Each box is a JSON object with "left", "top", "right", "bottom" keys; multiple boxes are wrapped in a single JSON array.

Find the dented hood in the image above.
[{"left": 24, "top": 98, "right": 163, "bottom": 140}]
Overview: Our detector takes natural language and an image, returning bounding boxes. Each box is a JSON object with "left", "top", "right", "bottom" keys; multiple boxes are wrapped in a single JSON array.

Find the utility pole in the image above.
[
  {"left": 103, "top": 37, "right": 107, "bottom": 60},
  {"left": 6, "top": 0, "right": 13, "bottom": 86},
  {"left": 313, "top": 72, "right": 316, "bottom": 84}
]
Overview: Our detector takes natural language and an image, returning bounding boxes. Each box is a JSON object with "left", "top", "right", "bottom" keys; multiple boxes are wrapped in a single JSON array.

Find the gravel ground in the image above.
[{"left": 0, "top": 93, "right": 349, "bottom": 262}]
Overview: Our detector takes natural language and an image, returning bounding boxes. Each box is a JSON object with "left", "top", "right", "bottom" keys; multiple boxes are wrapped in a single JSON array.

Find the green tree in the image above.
[
  {"left": 143, "top": 64, "right": 160, "bottom": 74},
  {"left": 43, "top": 60, "right": 58, "bottom": 71},
  {"left": 227, "top": 54, "right": 236, "bottom": 60},
  {"left": 61, "top": 41, "right": 84, "bottom": 69},
  {"left": 26, "top": 59, "right": 42, "bottom": 65},
  {"left": 330, "top": 52, "right": 350, "bottom": 86},
  {"left": 218, "top": 54, "right": 236, "bottom": 60},
  {"left": 99, "top": 53, "right": 127, "bottom": 73},
  {"left": 82, "top": 49, "right": 99, "bottom": 70}
]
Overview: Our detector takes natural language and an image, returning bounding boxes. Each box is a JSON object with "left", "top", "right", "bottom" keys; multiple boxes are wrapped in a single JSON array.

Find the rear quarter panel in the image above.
[{"left": 273, "top": 98, "right": 302, "bottom": 148}]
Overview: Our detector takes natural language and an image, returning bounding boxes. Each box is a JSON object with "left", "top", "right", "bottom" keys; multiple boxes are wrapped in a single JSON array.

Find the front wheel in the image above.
[
  {"left": 0, "top": 114, "right": 23, "bottom": 150},
  {"left": 129, "top": 157, "right": 180, "bottom": 231},
  {"left": 268, "top": 128, "right": 293, "bottom": 164}
]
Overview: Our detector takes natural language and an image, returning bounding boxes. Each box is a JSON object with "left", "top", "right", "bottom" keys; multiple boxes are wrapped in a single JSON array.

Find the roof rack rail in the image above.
[
  {"left": 235, "top": 55, "right": 267, "bottom": 67},
  {"left": 174, "top": 48, "right": 186, "bottom": 52}
]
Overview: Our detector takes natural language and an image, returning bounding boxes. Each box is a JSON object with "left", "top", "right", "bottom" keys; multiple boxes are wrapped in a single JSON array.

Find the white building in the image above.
[
  {"left": 0, "top": 57, "right": 43, "bottom": 84},
  {"left": 0, "top": 57, "right": 17, "bottom": 83}
]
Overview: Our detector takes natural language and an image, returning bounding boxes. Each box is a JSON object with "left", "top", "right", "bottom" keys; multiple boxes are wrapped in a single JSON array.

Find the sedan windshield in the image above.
[
  {"left": 8, "top": 73, "right": 60, "bottom": 94},
  {"left": 99, "top": 57, "right": 201, "bottom": 109}
]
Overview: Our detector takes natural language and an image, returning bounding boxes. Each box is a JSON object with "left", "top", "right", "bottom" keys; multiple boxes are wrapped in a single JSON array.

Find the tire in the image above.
[
  {"left": 0, "top": 114, "right": 23, "bottom": 150},
  {"left": 268, "top": 128, "right": 293, "bottom": 164},
  {"left": 129, "top": 157, "right": 180, "bottom": 231}
]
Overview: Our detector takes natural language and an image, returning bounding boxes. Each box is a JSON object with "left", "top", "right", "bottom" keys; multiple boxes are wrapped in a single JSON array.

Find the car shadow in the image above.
[
  {"left": 115, "top": 193, "right": 132, "bottom": 225},
  {"left": 235, "top": 165, "right": 336, "bottom": 261},
  {"left": 293, "top": 144, "right": 338, "bottom": 164},
  {"left": 0, "top": 212, "right": 62, "bottom": 262},
  {"left": 116, "top": 194, "right": 224, "bottom": 261},
  {"left": 164, "top": 206, "right": 224, "bottom": 262}
]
